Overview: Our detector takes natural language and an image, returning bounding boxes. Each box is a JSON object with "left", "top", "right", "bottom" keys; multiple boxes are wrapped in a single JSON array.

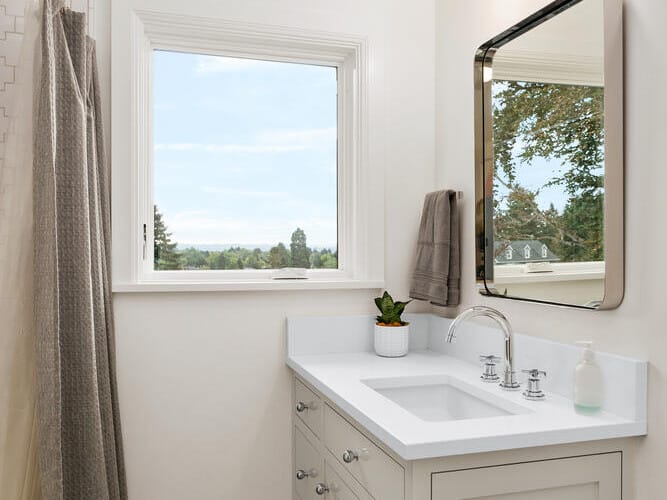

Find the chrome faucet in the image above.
[{"left": 446, "top": 306, "right": 520, "bottom": 390}]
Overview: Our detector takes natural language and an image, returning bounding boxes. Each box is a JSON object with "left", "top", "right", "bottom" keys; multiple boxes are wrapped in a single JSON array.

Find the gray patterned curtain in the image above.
[{"left": 33, "top": 1, "right": 127, "bottom": 498}]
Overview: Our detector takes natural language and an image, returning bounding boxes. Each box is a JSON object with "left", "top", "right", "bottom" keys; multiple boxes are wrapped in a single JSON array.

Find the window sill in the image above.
[
  {"left": 493, "top": 261, "right": 605, "bottom": 285},
  {"left": 111, "top": 279, "right": 385, "bottom": 293}
]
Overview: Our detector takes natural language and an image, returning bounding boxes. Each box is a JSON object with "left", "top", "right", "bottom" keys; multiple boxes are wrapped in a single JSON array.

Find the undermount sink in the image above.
[{"left": 362, "top": 375, "right": 530, "bottom": 422}]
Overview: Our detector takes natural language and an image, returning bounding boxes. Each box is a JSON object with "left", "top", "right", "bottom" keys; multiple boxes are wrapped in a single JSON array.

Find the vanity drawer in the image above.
[
  {"left": 294, "top": 426, "right": 323, "bottom": 500},
  {"left": 324, "top": 404, "right": 404, "bottom": 500},
  {"left": 323, "top": 462, "right": 361, "bottom": 500},
  {"left": 295, "top": 378, "right": 323, "bottom": 438},
  {"left": 431, "top": 452, "right": 621, "bottom": 499}
]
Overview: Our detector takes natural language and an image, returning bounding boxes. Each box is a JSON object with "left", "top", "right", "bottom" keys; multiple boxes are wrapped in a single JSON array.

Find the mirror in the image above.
[{"left": 474, "top": 0, "right": 623, "bottom": 309}]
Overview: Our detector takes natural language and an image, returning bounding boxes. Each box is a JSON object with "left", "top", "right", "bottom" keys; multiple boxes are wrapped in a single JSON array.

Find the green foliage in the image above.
[
  {"left": 374, "top": 291, "right": 411, "bottom": 326},
  {"left": 560, "top": 192, "right": 604, "bottom": 261},
  {"left": 290, "top": 228, "right": 312, "bottom": 268},
  {"left": 151, "top": 210, "right": 337, "bottom": 270},
  {"left": 154, "top": 205, "right": 184, "bottom": 270},
  {"left": 493, "top": 81, "right": 604, "bottom": 196},
  {"left": 319, "top": 251, "right": 338, "bottom": 269},
  {"left": 494, "top": 187, "right": 561, "bottom": 256},
  {"left": 269, "top": 243, "right": 291, "bottom": 269},
  {"left": 492, "top": 80, "right": 605, "bottom": 263}
]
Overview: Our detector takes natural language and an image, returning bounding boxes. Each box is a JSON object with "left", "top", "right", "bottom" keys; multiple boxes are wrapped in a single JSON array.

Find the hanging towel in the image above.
[{"left": 410, "top": 190, "right": 460, "bottom": 306}]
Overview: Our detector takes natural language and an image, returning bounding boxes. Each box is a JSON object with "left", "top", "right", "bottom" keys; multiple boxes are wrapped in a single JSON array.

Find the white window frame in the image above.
[
  {"left": 111, "top": 10, "right": 384, "bottom": 292},
  {"left": 505, "top": 247, "right": 513, "bottom": 260},
  {"left": 524, "top": 244, "right": 531, "bottom": 259}
]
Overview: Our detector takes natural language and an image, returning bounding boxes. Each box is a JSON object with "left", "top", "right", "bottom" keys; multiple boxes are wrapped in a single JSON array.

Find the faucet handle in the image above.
[
  {"left": 479, "top": 355, "right": 501, "bottom": 382},
  {"left": 521, "top": 369, "right": 547, "bottom": 400},
  {"left": 522, "top": 369, "right": 547, "bottom": 378}
]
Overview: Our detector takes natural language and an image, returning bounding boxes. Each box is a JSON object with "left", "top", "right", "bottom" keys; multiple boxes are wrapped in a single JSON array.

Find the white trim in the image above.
[
  {"left": 493, "top": 261, "right": 605, "bottom": 284},
  {"left": 493, "top": 49, "right": 604, "bottom": 86},
  {"left": 112, "top": 8, "right": 382, "bottom": 291},
  {"left": 523, "top": 244, "right": 531, "bottom": 259},
  {"left": 112, "top": 279, "right": 384, "bottom": 293}
]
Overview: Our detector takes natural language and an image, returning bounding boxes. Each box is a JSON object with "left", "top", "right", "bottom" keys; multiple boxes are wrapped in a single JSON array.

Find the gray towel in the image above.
[{"left": 409, "top": 190, "right": 460, "bottom": 306}]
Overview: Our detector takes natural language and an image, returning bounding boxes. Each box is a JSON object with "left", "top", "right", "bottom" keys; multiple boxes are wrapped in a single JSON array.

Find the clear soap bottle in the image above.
[{"left": 574, "top": 340, "right": 603, "bottom": 414}]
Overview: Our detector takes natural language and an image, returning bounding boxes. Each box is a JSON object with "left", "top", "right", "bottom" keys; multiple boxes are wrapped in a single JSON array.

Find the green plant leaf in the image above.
[
  {"left": 393, "top": 303, "right": 407, "bottom": 317},
  {"left": 380, "top": 293, "right": 395, "bottom": 314}
]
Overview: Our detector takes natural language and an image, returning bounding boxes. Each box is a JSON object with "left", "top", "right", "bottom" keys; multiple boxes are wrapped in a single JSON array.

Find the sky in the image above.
[{"left": 153, "top": 50, "right": 338, "bottom": 249}]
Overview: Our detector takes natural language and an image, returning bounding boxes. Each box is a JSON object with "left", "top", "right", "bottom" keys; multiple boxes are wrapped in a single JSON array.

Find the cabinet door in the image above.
[
  {"left": 432, "top": 453, "right": 621, "bottom": 500},
  {"left": 294, "top": 426, "right": 323, "bottom": 500}
]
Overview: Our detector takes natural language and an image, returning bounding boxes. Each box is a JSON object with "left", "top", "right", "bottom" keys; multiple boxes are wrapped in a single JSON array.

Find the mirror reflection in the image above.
[{"left": 479, "top": 0, "right": 612, "bottom": 308}]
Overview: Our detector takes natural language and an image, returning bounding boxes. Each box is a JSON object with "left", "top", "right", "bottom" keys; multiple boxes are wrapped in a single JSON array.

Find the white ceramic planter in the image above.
[{"left": 374, "top": 323, "right": 409, "bottom": 357}]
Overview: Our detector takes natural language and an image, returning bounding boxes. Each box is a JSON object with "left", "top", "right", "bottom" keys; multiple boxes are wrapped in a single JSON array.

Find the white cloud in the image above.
[
  {"left": 154, "top": 143, "right": 307, "bottom": 154},
  {"left": 154, "top": 127, "right": 337, "bottom": 155},
  {"left": 258, "top": 128, "right": 337, "bottom": 145},
  {"left": 200, "top": 186, "right": 289, "bottom": 199},
  {"left": 164, "top": 210, "right": 337, "bottom": 246},
  {"left": 194, "top": 55, "right": 272, "bottom": 75}
]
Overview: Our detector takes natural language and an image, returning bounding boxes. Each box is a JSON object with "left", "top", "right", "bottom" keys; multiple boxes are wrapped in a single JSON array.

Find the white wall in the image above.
[
  {"left": 436, "top": 1, "right": 667, "bottom": 498},
  {"left": 98, "top": 0, "right": 436, "bottom": 498}
]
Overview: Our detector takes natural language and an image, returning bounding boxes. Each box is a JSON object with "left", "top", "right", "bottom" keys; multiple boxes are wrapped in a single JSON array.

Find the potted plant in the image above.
[{"left": 373, "top": 291, "right": 412, "bottom": 357}]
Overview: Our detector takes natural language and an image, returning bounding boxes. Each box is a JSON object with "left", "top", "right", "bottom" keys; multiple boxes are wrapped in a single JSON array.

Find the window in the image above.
[
  {"left": 524, "top": 244, "right": 531, "bottom": 259},
  {"left": 152, "top": 51, "right": 338, "bottom": 272},
  {"left": 505, "top": 247, "right": 513, "bottom": 260},
  {"left": 541, "top": 244, "right": 548, "bottom": 259},
  {"left": 111, "top": 11, "right": 383, "bottom": 291}
]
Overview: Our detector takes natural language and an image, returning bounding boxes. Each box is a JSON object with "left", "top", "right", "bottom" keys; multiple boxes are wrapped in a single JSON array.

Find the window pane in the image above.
[{"left": 152, "top": 50, "right": 338, "bottom": 271}]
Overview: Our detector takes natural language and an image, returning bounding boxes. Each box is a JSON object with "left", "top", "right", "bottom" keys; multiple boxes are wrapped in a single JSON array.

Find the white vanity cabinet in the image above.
[
  {"left": 292, "top": 375, "right": 626, "bottom": 500},
  {"left": 431, "top": 453, "right": 621, "bottom": 500}
]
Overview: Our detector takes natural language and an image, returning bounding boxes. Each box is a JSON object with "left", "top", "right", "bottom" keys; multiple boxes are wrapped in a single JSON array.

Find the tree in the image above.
[
  {"left": 320, "top": 253, "right": 338, "bottom": 269},
  {"left": 181, "top": 247, "right": 209, "bottom": 269},
  {"left": 310, "top": 251, "right": 322, "bottom": 269},
  {"left": 245, "top": 248, "right": 267, "bottom": 269},
  {"left": 269, "top": 243, "right": 291, "bottom": 269},
  {"left": 154, "top": 205, "right": 183, "bottom": 270},
  {"left": 290, "top": 227, "right": 311, "bottom": 268},
  {"left": 493, "top": 81, "right": 604, "bottom": 196},
  {"left": 494, "top": 186, "right": 561, "bottom": 257},
  {"left": 560, "top": 192, "right": 604, "bottom": 261},
  {"left": 492, "top": 80, "right": 605, "bottom": 262}
]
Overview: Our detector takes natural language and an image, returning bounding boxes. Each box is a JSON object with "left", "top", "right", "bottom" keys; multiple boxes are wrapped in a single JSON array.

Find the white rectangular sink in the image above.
[{"left": 363, "top": 375, "right": 530, "bottom": 422}]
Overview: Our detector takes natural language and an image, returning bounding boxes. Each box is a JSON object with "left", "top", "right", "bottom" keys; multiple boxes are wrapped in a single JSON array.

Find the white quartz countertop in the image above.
[{"left": 287, "top": 350, "right": 647, "bottom": 460}]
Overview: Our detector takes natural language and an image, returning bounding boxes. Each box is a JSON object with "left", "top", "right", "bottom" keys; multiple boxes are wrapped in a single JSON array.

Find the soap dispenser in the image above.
[{"left": 574, "top": 341, "right": 603, "bottom": 414}]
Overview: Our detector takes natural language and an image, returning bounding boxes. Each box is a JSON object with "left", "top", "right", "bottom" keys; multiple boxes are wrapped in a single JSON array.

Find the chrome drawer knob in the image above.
[
  {"left": 296, "top": 468, "right": 317, "bottom": 480},
  {"left": 315, "top": 483, "right": 329, "bottom": 495},
  {"left": 296, "top": 401, "right": 313, "bottom": 412},
  {"left": 296, "top": 469, "right": 308, "bottom": 480},
  {"left": 342, "top": 449, "right": 359, "bottom": 463}
]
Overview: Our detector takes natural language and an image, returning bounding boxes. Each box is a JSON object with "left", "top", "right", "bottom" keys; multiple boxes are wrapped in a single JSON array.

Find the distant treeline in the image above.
[{"left": 154, "top": 206, "right": 337, "bottom": 270}]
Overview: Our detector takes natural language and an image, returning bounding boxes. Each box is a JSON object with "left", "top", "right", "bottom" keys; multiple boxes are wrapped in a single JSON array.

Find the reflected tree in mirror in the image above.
[{"left": 492, "top": 81, "right": 604, "bottom": 264}]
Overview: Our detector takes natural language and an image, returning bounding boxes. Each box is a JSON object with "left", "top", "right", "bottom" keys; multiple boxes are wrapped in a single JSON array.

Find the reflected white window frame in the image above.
[
  {"left": 524, "top": 244, "right": 531, "bottom": 259},
  {"left": 505, "top": 247, "right": 513, "bottom": 260},
  {"left": 541, "top": 244, "right": 548, "bottom": 259},
  {"left": 111, "top": 10, "right": 384, "bottom": 292}
]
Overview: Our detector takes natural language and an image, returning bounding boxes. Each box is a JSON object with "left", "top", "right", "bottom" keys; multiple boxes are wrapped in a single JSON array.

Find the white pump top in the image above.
[{"left": 575, "top": 340, "right": 595, "bottom": 361}]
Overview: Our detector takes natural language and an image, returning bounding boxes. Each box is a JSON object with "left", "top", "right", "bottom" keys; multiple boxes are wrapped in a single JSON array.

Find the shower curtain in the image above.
[
  {"left": 33, "top": 0, "right": 127, "bottom": 498},
  {"left": 0, "top": 1, "right": 42, "bottom": 498},
  {"left": 1, "top": 0, "right": 127, "bottom": 498}
]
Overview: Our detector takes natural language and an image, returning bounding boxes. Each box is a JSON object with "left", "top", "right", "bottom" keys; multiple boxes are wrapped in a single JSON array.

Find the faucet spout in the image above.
[{"left": 446, "top": 306, "right": 520, "bottom": 390}]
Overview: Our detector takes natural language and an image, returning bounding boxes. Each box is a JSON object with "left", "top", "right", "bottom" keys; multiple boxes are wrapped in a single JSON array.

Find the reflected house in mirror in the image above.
[
  {"left": 494, "top": 240, "right": 560, "bottom": 266},
  {"left": 474, "top": 0, "right": 623, "bottom": 310}
]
